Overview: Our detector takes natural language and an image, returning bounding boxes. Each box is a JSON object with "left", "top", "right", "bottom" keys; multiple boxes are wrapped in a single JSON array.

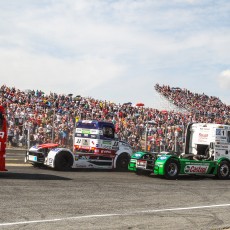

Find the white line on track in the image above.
[{"left": 1, "top": 203, "right": 230, "bottom": 227}]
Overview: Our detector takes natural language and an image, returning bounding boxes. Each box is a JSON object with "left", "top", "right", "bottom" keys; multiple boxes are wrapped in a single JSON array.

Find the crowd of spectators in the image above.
[
  {"left": 155, "top": 84, "right": 230, "bottom": 124},
  {"left": 1, "top": 83, "right": 229, "bottom": 153}
]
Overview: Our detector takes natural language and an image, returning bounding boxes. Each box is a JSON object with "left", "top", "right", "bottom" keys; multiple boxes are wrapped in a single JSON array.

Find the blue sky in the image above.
[{"left": 0, "top": 0, "right": 230, "bottom": 108}]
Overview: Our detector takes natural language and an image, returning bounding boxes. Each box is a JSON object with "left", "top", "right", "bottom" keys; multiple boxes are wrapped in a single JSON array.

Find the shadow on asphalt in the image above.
[
  {"left": 128, "top": 172, "right": 218, "bottom": 181},
  {"left": 70, "top": 168, "right": 130, "bottom": 173},
  {"left": 148, "top": 174, "right": 217, "bottom": 181},
  {"left": 0, "top": 172, "right": 71, "bottom": 180}
]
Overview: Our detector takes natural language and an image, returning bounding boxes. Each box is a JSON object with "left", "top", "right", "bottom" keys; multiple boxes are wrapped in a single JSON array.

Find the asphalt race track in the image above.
[{"left": 1, "top": 150, "right": 230, "bottom": 230}]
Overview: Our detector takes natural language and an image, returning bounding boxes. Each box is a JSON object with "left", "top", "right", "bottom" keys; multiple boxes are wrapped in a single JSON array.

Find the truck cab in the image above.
[
  {"left": 73, "top": 120, "right": 133, "bottom": 170},
  {"left": 184, "top": 123, "right": 230, "bottom": 161},
  {"left": 74, "top": 120, "right": 118, "bottom": 155}
]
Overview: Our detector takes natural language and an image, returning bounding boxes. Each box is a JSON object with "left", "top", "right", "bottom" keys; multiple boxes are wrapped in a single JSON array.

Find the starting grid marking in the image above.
[{"left": 1, "top": 203, "right": 230, "bottom": 227}]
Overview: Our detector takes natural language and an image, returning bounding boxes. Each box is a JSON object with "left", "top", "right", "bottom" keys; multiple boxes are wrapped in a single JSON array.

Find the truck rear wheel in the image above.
[
  {"left": 54, "top": 152, "right": 73, "bottom": 171},
  {"left": 164, "top": 158, "right": 179, "bottom": 180},
  {"left": 217, "top": 161, "right": 230, "bottom": 179}
]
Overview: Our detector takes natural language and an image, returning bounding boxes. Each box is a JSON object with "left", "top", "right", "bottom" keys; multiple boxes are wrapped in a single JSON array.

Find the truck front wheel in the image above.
[
  {"left": 116, "top": 154, "right": 130, "bottom": 171},
  {"left": 217, "top": 161, "right": 230, "bottom": 179},
  {"left": 54, "top": 152, "right": 73, "bottom": 171},
  {"left": 164, "top": 158, "right": 180, "bottom": 180}
]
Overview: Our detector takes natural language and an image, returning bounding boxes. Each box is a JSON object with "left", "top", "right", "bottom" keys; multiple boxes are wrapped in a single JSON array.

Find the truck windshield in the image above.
[{"left": 76, "top": 122, "right": 97, "bottom": 129}]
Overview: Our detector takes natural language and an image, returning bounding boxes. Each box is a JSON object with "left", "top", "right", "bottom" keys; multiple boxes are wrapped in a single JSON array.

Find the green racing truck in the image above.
[{"left": 128, "top": 123, "right": 230, "bottom": 179}]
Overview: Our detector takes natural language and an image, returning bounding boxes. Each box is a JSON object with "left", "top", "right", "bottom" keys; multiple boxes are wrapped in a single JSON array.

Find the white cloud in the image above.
[
  {"left": 218, "top": 70, "right": 230, "bottom": 90},
  {"left": 0, "top": 0, "right": 229, "bottom": 107},
  {"left": 0, "top": 48, "right": 125, "bottom": 95}
]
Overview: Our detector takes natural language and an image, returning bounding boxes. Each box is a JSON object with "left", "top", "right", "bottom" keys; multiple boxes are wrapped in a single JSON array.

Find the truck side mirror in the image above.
[{"left": 210, "top": 142, "right": 214, "bottom": 149}]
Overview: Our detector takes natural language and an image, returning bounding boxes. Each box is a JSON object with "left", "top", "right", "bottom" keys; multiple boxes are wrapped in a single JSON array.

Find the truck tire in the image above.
[
  {"left": 164, "top": 158, "right": 180, "bottom": 180},
  {"left": 116, "top": 153, "right": 130, "bottom": 171},
  {"left": 217, "top": 161, "right": 230, "bottom": 179},
  {"left": 54, "top": 152, "right": 73, "bottom": 171}
]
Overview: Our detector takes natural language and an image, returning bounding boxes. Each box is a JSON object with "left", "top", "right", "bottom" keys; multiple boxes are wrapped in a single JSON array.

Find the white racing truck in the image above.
[{"left": 26, "top": 120, "right": 133, "bottom": 171}]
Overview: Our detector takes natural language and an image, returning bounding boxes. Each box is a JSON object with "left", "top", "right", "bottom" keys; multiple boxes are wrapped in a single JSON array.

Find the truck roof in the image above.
[{"left": 76, "top": 120, "right": 115, "bottom": 129}]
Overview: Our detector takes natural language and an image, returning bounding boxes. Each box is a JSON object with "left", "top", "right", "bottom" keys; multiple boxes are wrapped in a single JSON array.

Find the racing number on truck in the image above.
[
  {"left": 76, "top": 138, "right": 81, "bottom": 144},
  {"left": 113, "top": 141, "right": 119, "bottom": 147},
  {"left": 216, "top": 129, "right": 225, "bottom": 136},
  {"left": 112, "top": 141, "right": 119, "bottom": 150}
]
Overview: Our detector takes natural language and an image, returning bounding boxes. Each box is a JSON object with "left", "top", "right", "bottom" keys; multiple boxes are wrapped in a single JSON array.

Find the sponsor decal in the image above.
[
  {"left": 99, "top": 130, "right": 103, "bottom": 135},
  {"left": 102, "top": 145, "right": 112, "bottom": 150},
  {"left": 0, "top": 132, "right": 4, "bottom": 138},
  {"left": 159, "top": 156, "right": 167, "bottom": 160},
  {"left": 76, "top": 165, "right": 87, "bottom": 168},
  {"left": 52, "top": 148, "right": 60, "bottom": 152},
  {"left": 82, "top": 129, "right": 91, "bottom": 134},
  {"left": 184, "top": 164, "right": 209, "bottom": 174},
  {"left": 216, "top": 129, "right": 221, "bottom": 135},
  {"left": 220, "top": 145, "right": 228, "bottom": 149},
  {"left": 103, "top": 140, "right": 112, "bottom": 145},
  {"left": 198, "top": 133, "right": 209, "bottom": 142},
  {"left": 29, "top": 155, "right": 37, "bottom": 161},
  {"left": 137, "top": 160, "right": 147, "bottom": 168},
  {"left": 82, "top": 139, "right": 89, "bottom": 146},
  {"left": 49, "top": 158, "right": 53, "bottom": 165},
  {"left": 100, "top": 149, "right": 113, "bottom": 154}
]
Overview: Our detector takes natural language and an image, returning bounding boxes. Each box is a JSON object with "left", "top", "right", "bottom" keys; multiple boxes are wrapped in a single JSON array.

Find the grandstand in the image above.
[
  {"left": 1, "top": 83, "right": 230, "bottom": 153},
  {"left": 153, "top": 86, "right": 189, "bottom": 113}
]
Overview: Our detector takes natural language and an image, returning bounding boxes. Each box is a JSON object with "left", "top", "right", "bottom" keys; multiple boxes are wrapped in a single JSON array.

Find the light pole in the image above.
[
  {"left": 174, "top": 128, "right": 178, "bottom": 153},
  {"left": 145, "top": 120, "right": 156, "bottom": 151},
  {"left": 51, "top": 108, "right": 55, "bottom": 143}
]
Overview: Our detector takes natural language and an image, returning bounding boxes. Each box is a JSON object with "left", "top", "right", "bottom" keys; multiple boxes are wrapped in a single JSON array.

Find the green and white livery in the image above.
[{"left": 129, "top": 123, "right": 230, "bottom": 179}]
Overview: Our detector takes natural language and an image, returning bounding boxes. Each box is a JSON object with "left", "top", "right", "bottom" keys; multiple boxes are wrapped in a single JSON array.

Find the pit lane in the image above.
[{"left": 1, "top": 151, "right": 230, "bottom": 230}]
